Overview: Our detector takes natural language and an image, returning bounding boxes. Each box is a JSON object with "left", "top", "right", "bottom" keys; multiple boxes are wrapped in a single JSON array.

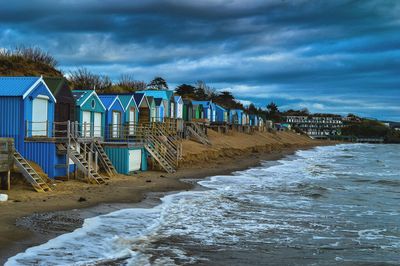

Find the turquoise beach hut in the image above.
[{"left": 72, "top": 90, "right": 106, "bottom": 138}]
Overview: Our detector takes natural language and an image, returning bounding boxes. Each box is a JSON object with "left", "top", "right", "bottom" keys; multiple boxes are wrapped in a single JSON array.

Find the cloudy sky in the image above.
[{"left": 1, "top": 0, "right": 399, "bottom": 121}]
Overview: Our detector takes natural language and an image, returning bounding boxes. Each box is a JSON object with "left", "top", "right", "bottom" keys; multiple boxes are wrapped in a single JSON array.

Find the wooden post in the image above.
[
  {"left": 0, "top": 171, "right": 10, "bottom": 190},
  {"left": 74, "top": 121, "right": 78, "bottom": 137},
  {"left": 88, "top": 151, "right": 91, "bottom": 178},
  {"left": 66, "top": 121, "right": 70, "bottom": 180},
  {"left": 7, "top": 170, "right": 10, "bottom": 190},
  {"left": 52, "top": 121, "right": 55, "bottom": 138},
  {"left": 95, "top": 151, "right": 98, "bottom": 172}
]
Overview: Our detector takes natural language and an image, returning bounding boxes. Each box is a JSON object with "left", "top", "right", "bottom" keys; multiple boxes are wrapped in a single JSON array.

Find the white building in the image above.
[{"left": 285, "top": 115, "right": 343, "bottom": 138}]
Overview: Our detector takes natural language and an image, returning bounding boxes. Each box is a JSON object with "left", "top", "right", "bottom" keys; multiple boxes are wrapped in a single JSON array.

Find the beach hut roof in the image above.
[
  {"left": 146, "top": 96, "right": 154, "bottom": 104},
  {"left": 136, "top": 89, "right": 174, "bottom": 101},
  {"left": 0, "top": 76, "right": 56, "bottom": 102},
  {"left": 133, "top": 92, "right": 145, "bottom": 106},
  {"left": 98, "top": 95, "right": 124, "bottom": 110},
  {"left": 192, "top": 100, "right": 212, "bottom": 107},
  {"left": 43, "top": 77, "right": 68, "bottom": 94},
  {"left": 118, "top": 95, "right": 138, "bottom": 112},
  {"left": 72, "top": 90, "right": 106, "bottom": 110},
  {"left": 215, "top": 104, "right": 226, "bottom": 111},
  {"left": 174, "top": 95, "right": 182, "bottom": 103},
  {"left": 154, "top": 98, "right": 163, "bottom": 106}
]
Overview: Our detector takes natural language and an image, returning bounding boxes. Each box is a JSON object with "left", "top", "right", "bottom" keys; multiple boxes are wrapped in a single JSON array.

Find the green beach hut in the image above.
[
  {"left": 193, "top": 104, "right": 203, "bottom": 120},
  {"left": 183, "top": 99, "right": 193, "bottom": 122}
]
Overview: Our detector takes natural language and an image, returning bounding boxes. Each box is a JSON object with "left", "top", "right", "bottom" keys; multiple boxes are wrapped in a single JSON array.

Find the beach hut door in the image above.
[
  {"left": 32, "top": 97, "right": 48, "bottom": 136},
  {"left": 82, "top": 111, "right": 91, "bottom": 137},
  {"left": 129, "top": 149, "right": 142, "bottom": 171},
  {"left": 93, "top": 112, "right": 102, "bottom": 137},
  {"left": 129, "top": 108, "right": 135, "bottom": 135},
  {"left": 112, "top": 111, "right": 121, "bottom": 138}
]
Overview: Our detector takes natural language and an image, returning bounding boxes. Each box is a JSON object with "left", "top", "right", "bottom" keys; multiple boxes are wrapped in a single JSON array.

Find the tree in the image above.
[
  {"left": 195, "top": 80, "right": 217, "bottom": 99},
  {"left": 218, "top": 91, "right": 235, "bottom": 102},
  {"left": 247, "top": 103, "right": 257, "bottom": 114},
  {"left": 176, "top": 84, "right": 196, "bottom": 98},
  {"left": 148, "top": 76, "right": 168, "bottom": 90},
  {"left": 267, "top": 102, "right": 279, "bottom": 114},
  {"left": 116, "top": 74, "right": 147, "bottom": 92},
  {"left": 68, "top": 67, "right": 112, "bottom": 92},
  {"left": 266, "top": 102, "right": 282, "bottom": 122},
  {"left": 212, "top": 91, "right": 244, "bottom": 109}
]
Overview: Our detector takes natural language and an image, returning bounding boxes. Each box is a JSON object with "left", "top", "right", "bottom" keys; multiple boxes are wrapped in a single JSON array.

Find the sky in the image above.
[{"left": 0, "top": 0, "right": 399, "bottom": 121}]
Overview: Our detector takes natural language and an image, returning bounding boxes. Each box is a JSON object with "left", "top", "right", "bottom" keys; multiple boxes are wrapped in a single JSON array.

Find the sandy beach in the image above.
[{"left": 0, "top": 130, "right": 331, "bottom": 263}]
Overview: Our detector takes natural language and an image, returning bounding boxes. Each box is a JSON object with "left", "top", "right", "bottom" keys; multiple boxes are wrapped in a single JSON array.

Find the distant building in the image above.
[{"left": 284, "top": 115, "right": 343, "bottom": 138}]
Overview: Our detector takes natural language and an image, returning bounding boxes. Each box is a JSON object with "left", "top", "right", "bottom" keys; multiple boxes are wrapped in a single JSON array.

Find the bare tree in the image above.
[
  {"left": 68, "top": 68, "right": 112, "bottom": 92},
  {"left": 0, "top": 45, "right": 58, "bottom": 67},
  {"left": 117, "top": 74, "right": 147, "bottom": 92},
  {"left": 195, "top": 80, "right": 217, "bottom": 99}
]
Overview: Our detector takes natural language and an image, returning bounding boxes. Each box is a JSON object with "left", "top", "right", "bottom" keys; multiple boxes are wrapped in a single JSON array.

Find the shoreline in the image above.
[{"left": 0, "top": 139, "right": 331, "bottom": 263}]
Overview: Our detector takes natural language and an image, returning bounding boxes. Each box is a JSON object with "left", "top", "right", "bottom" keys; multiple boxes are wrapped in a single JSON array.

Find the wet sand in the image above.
[{"left": 0, "top": 131, "right": 332, "bottom": 263}]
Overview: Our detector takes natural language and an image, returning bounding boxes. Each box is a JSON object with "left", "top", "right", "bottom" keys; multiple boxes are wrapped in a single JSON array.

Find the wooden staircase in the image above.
[
  {"left": 67, "top": 144, "right": 106, "bottom": 184},
  {"left": 152, "top": 125, "right": 180, "bottom": 159},
  {"left": 143, "top": 126, "right": 178, "bottom": 173},
  {"left": 187, "top": 122, "right": 211, "bottom": 145},
  {"left": 94, "top": 141, "right": 117, "bottom": 177},
  {"left": 13, "top": 151, "right": 52, "bottom": 192}
]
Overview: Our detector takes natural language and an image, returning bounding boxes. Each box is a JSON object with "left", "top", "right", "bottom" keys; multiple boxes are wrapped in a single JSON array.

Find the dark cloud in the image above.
[{"left": 0, "top": 0, "right": 399, "bottom": 120}]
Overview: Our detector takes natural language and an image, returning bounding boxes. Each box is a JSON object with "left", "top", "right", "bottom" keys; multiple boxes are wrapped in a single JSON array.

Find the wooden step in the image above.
[{"left": 13, "top": 151, "right": 52, "bottom": 193}]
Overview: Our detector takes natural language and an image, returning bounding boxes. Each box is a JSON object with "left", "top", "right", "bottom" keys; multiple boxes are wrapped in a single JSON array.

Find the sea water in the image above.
[{"left": 6, "top": 144, "right": 400, "bottom": 265}]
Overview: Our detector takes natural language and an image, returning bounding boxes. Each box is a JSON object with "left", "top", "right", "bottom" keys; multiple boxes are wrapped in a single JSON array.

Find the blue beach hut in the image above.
[
  {"left": 215, "top": 104, "right": 228, "bottom": 123},
  {"left": 0, "top": 76, "right": 73, "bottom": 178},
  {"left": 98, "top": 95, "right": 125, "bottom": 140},
  {"left": 229, "top": 109, "right": 243, "bottom": 125},
  {"left": 174, "top": 96, "right": 183, "bottom": 119},
  {"left": 119, "top": 95, "right": 139, "bottom": 136},
  {"left": 249, "top": 114, "right": 259, "bottom": 126},
  {"left": 154, "top": 98, "right": 165, "bottom": 122}
]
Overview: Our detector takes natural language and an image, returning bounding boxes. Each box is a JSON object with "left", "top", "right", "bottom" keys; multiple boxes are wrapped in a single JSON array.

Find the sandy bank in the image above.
[{"left": 0, "top": 130, "right": 332, "bottom": 262}]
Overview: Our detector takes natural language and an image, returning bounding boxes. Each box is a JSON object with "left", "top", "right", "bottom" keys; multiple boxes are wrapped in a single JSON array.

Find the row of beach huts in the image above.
[{"left": 0, "top": 76, "right": 269, "bottom": 192}]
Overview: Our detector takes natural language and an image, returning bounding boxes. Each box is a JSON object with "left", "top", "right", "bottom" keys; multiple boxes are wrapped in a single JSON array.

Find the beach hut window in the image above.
[
  {"left": 112, "top": 111, "right": 121, "bottom": 138},
  {"left": 91, "top": 99, "right": 96, "bottom": 109},
  {"left": 32, "top": 96, "right": 49, "bottom": 136},
  {"left": 93, "top": 112, "right": 102, "bottom": 137},
  {"left": 82, "top": 111, "right": 91, "bottom": 137}
]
